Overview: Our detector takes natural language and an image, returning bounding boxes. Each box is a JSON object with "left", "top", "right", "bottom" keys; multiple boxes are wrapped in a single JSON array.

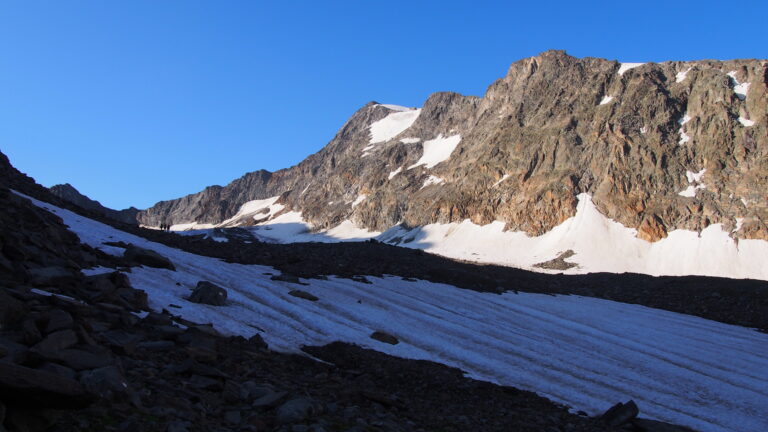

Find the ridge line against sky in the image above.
[{"left": 1, "top": 0, "right": 766, "bottom": 209}]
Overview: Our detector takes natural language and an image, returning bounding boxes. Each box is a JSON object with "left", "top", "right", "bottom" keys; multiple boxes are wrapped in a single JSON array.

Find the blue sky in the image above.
[{"left": 1, "top": 1, "right": 766, "bottom": 209}]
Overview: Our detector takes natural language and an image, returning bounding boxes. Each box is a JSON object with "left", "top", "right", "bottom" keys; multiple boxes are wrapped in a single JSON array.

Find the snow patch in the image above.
[
  {"left": 351, "top": 194, "right": 367, "bottom": 207},
  {"left": 407, "top": 134, "right": 462, "bottom": 170},
  {"left": 675, "top": 68, "right": 692, "bottom": 83},
  {"left": 378, "top": 193, "right": 768, "bottom": 281},
  {"left": 400, "top": 137, "right": 421, "bottom": 144},
  {"left": 599, "top": 95, "right": 614, "bottom": 105},
  {"left": 420, "top": 175, "right": 445, "bottom": 190},
  {"left": 369, "top": 109, "right": 422, "bottom": 145},
  {"left": 679, "top": 169, "right": 706, "bottom": 197},
  {"left": 727, "top": 71, "right": 750, "bottom": 100},
  {"left": 387, "top": 167, "right": 403, "bottom": 180},
  {"left": 678, "top": 113, "right": 692, "bottom": 145},
  {"left": 493, "top": 174, "right": 510, "bottom": 187},
  {"left": 618, "top": 62, "right": 645, "bottom": 75},
  {"left": 738, "top": 117, "right": 755, "bottom": 127}
]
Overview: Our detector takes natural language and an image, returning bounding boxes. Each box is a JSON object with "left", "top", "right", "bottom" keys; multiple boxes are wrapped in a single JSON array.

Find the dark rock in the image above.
[
  {"left": 0, "top": 290, "right": 25, "bottom": 328},
  {"left": 102, "top": 330, "right": 144, "bottom": 354},
  {"left": 188, "top": 281, "right": 228, "bottom": 306},
  {"left": 601, "top": 400, "right": 639, "bottom": 426},
  {"left": 188, "top": 374, "right": 222, "bottom": 391},
  {"left": 78, "top": 365, "right": 128, "bottom": 399},
  {"left": 46, "top": 348, "right": 113, "bottom": 371},
  {"left": 288, "top": 290, "right": 318, "bottom": 301},
  {"left": 631, "top": 418, "right": 697, "bottom": 431},
  {"left": 32, "top": 329, "right": 78, "bottom": 354},
  {"left": 370, "top": 331, "right": 399, "bottom": 345},
  {"left": 44, "top": 309, "right": 74, "bottom": 334},
  {"left": 21, "top": 318, "right": 42, "bottom": 345},
  {"left": 28, "top": 266, "right": 78, "bottom": 286},
  {"left": 0, "top": 361, "right": 94, "bottom": 408},
  {"left": 271, "top": 273, "right": 304, "bottom": 284},
  {"left": 165, "top": 420, "right": 191, "bottom": 432},
  {"left": 252, "top": 390, "right": 288, "bottom": 408},
  {"left": 136, "top": 341, "right": 175, "bottom": 352},
  {"left": 223, "top": 410, "right": 242, "bottom": 425},
  {"left": 275, "top": 398, "right": 317, "bottom": 424},
  {"left": 123, "top": 245, "right": 175, "bottom": 270},
  {"left": 36, "top": 362, "right": 77, "bottom": 381}
]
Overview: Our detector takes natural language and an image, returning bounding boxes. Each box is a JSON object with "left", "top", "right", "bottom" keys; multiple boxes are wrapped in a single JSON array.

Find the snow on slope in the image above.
[
  {"left": 618, "top": 62, "right": 645, "bottom": 75},
  {"left": 378, "top": 194, "right": 768, "bottom": 281},
  {"left": 369, "top": 108, "right": 422, "bottom": 145},
  {"left": 19, "top": 192, "right": 768, "bottom": 432},
  {"left": 407, "top": 134, "right": 462, "bottom": 169}
]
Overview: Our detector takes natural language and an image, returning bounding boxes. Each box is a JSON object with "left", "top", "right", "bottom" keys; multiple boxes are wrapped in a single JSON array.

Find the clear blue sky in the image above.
[{"left": 1, "top": 1, "right": 765, "bottom": 209}]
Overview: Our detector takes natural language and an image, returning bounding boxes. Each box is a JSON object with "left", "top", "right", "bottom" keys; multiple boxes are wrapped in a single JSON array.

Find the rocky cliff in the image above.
[
  {"left": 138, "top": 50, "right": 767, "bottom": 242},
  {"left": 49, "top": 183, "right": 139, "bottom": 225}
]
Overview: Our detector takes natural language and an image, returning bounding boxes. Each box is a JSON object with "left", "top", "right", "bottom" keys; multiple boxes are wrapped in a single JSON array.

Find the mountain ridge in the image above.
[{"left": 137, "top": 50, "right": 767, "bottom": 245}]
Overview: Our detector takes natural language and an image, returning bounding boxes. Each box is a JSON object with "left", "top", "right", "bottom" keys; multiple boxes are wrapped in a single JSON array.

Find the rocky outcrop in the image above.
[
  {"left": 49, "top": 183, "right": 139, "bottom": 225},
  {"left": 138, "top": 51, "right": 767, "bottom": 242}
]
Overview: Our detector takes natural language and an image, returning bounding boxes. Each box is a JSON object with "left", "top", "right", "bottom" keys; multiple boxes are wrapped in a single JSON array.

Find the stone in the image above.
[
  {"left": 0, "top": 290, "right": 25, "bottom": 329},
  {"left": 28, "top": 266, "right": 78, "bottom": 286},
  {"left": 47, "top": 348, "right": 113, "bottom": 371},
  {"left": 601, "top": 400, "right": 639, "bottom": 427},
  {"left": 370, "top": 331, "right": 399, "bottom": 345},
  {"left": 631, "top": 418, "right": 697, "bottom": 432},
  {"left": 275, "top": 398, "right": 316, "bottom": 424},
  {"left": 166, "top": 420, "right": 191, "bottom": 432},
  {"left": 288, "top": 290, "right": 318, "bottom": 301},
  {"left": 37, "top": 362, "right": 77, "bottom": 381},
  {"left": 44, "top": 309, "right": 74, "bottom": 333},
  {"left": 33, "top": 329, "right": 78, "bottom": 354},
  {"left": 136, "top": 340, "right": 175, "bottom": 352},
  {"left": 0, "top": 361, "right": 94, "bottom": 408},
  {"left": 271, "top": 273, "right": 303, "bottom": 284},
  {"left": 123, "top": 245, "right": 175, "bottom": 270},
  {"left": 252, "top": 390, "right": 288, "bottom": 408},
  {"left": 79, "top": 365, "right": 128, "bottom": 399},
  {"left": 223, "top": 410, "right": 242, "bottom": 425},
  {"left": 188, "top": 281, "right": 228, "bottom": 306}
]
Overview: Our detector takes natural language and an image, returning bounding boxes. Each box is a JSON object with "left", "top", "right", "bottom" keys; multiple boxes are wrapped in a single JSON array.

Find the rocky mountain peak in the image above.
[{"left": 137, "top": 52, "right": 767, "bottom": 248}]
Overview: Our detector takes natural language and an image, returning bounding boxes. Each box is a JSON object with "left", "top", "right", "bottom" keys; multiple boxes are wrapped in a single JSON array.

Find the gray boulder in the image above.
[{"left": 188, "top": 281, "right": 228, "bottom": 306}]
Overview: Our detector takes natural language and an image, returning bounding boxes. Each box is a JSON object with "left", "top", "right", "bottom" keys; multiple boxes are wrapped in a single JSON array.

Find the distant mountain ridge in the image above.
[{"left": 49, "top": 183, "right": 139, "bottom": 225}]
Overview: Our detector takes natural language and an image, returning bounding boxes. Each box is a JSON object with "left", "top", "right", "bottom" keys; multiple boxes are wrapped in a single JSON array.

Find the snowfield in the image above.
[{"left": 20, "top": 192, "right": 768, "bottom": 432}]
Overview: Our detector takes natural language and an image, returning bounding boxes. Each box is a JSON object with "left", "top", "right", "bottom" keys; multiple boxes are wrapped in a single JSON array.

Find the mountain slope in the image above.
[
  {"left": 138, "top": 51, "right": 768, "bottom": 276},
  {"left": 27, "top": 191, "right": 768, "bottom": 432}
]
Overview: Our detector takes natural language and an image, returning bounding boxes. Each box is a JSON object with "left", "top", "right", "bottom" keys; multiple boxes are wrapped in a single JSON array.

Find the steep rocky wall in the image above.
[{"left": 138, "top": 51, "right": 768, "bottom": 241}]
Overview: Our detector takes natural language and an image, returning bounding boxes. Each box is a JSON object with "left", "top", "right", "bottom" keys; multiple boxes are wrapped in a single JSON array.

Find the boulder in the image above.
[
  {"left": 275, "top": 397, "right": 316, "bottom": 424},
  {"left": 0, "top": 290, "right": 25, "bottom": 329},
  {"left": 601, "top": 400, "right": 639, "bottom": 427},
  {"left": 44, "top": 309, "right": 74, "bottom": 334},
  {"left": 78, "top": 365, "right": 128, "bottom": 399},
  {"left": 370, "top": 331, "right": 399, "bottom": 345},
  {"left": 288, "top": 290, "right": 318, "bottom": 301},
  {"left": 123, "top": 245, "right": 175, "bottom": 270},
  {"left": 0, "top": 361, "right": 94, "bottom": 409},
  {"left": 188, "top": 281, "right": 227, "bottom": 306}
]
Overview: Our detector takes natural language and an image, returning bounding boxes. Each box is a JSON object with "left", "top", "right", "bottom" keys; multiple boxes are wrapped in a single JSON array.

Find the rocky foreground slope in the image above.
[{"left": 139, "top": 51, "right": 767, "bottom": 244}]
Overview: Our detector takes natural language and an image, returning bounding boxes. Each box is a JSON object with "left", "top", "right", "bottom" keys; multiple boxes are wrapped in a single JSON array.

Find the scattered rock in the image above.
[
  {"left": 632, "top": 418, "right": 697, "bottom": 431},
  {"left": 252, "top": 390, "right": 288, "bottom": 408},
  {"left": 275, "top": 398, "right": 316, "bottom": 424},
  {"left": 0, "top": 362, "right": 94, "bottom": 408},
  {"left": 271, "top": 273, "right": 304, "bottom": 284},
  {"left": 601, "top": 400, "right": 639, "bottom": 427},
  {"left": 123, "top": 245, "right": 175, "bottom": 270},
  {"left": 188, "top": 281, "right": 228, "bottom": 306},
  {"left": 44, "top": 309, "right": 74, "bottom": 333},
  {"left": 288, "top": 290, "right": 318, "bottom": 301},
  {"left": 370, "top": 331, "right": 399, "bottom": 345},
  {"left": 78, "top": 365, "right": 128, "bottom": 399},
  {"left": 33, "top": 329, "right": 78, "bottom": 354}
]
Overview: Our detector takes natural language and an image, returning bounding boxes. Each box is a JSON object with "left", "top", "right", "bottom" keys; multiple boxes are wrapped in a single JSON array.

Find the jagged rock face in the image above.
[
  {"left": 49, "top": 183, "right": 140, "bottom": 225},
  {"left": 138, "top": 51, "right": 768, "bottom": 241}
]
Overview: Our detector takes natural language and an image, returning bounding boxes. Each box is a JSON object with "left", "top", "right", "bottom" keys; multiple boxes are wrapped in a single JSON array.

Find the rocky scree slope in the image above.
[{"left": 139, "top": 50, "right": 767, "bottom": 242}]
